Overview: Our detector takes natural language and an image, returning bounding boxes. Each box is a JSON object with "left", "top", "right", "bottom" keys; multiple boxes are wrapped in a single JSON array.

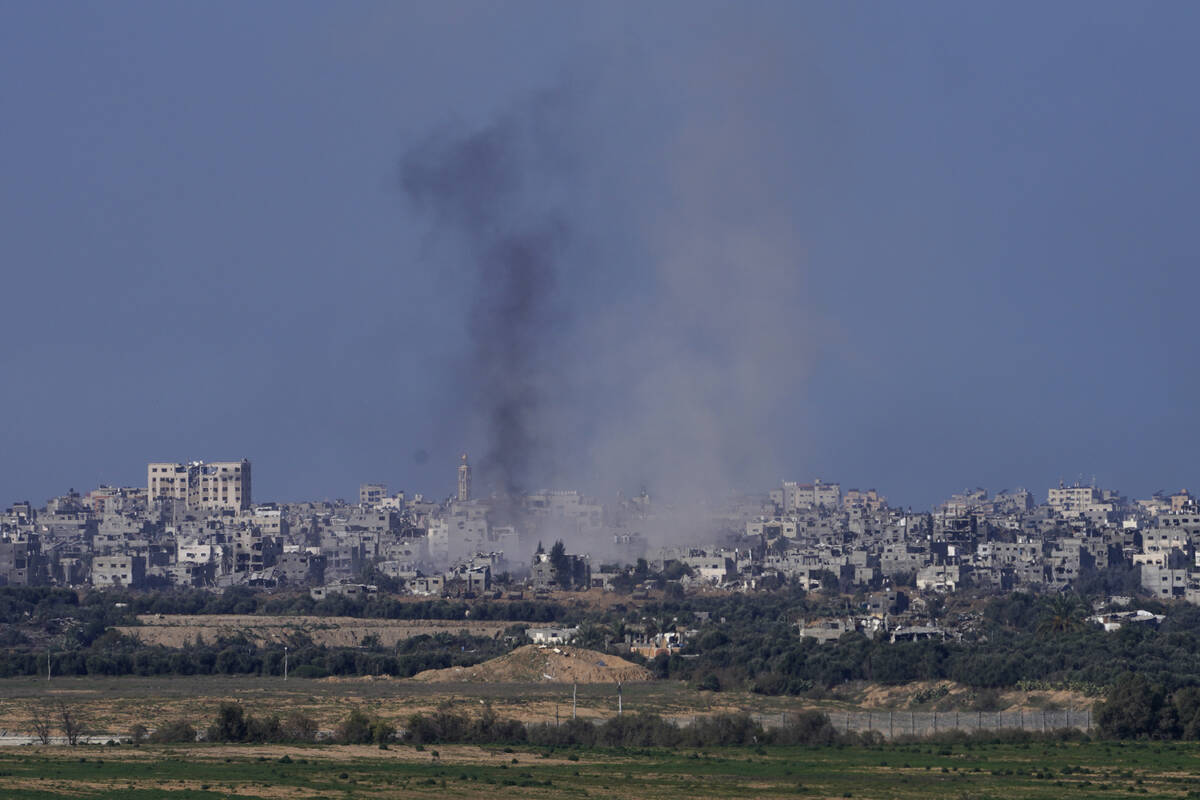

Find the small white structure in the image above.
[
  {"left": 528, "top": 626, "right": 579, "bottom": 645},
  {"left": 1088, "top": 609, "right": 1165, "bottom": 632}
]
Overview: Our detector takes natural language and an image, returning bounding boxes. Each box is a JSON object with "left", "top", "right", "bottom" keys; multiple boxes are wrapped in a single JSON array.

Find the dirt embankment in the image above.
[
  {"left": 852, "top": 680, "right": 1096, "bottom": 712},
  {"left": 115, "top": 615, "right": 522, "bottom": 648},
  {"left": 410, "top": 645, "right": 651, "bottom": 684}
]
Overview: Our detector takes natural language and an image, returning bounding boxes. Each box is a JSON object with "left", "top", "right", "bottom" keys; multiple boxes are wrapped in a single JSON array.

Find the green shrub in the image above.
[
  {"left": 337, "top": 709, "right": 374, "bottom": 744},
  {"left": 149, "top": 719, "right": 196, "bottom": 743},
  {"left": 207, "top": 703, "right": 248, "bottom": 742}
]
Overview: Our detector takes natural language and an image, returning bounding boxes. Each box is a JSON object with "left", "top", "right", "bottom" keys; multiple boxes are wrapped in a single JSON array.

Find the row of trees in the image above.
[
  {"left": 41, "top": 697, "right": 1180, "bottom": 747},
  {"left": 128, "top": 691, "right": 1200, "bottom": 745},
  {"left": 0, "top": 631, "right": 506, "bottom": 679},
  {"left": 401, "top": 707, "right": 844, "bottom": 748},
  {"left": 0, "top": 586, "right": 573, "bottom": 628},
  {"left": 13, "top": 584, "right": 1200, "bottom": 695},
  {"left": 647, "top": 621, "right": 1194, "bottom": 693},
  {"left": 141, "top": 703, "right": 391, "bottom": 745}
]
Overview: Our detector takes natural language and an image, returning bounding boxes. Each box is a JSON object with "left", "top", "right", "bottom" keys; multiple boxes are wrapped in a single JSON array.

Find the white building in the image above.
[
  {"left": 528, "top": 626, "right": 579, "bottom": 645},
  {"left": 148, "top": 460, "right": 251, "bottom": 512}
]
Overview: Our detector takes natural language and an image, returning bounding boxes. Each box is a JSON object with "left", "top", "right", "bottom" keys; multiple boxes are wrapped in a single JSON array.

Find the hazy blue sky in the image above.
[{"left": 2, "top": 2, "right": 1198, "bottom": 509}]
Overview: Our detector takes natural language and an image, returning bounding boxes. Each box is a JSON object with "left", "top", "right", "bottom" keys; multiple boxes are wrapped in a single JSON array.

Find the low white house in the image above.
[
  {"left": 528, "top": 626, "right": 579, "bottom": 645},
  {"left": 1088, "top": 609, "right": 1165, "bottom": 631}
]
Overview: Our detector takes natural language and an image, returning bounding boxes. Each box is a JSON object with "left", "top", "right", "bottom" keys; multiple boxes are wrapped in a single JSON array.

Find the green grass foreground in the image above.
[{"left": 1, "top": 739, "right": 1199, "bottom": 799}]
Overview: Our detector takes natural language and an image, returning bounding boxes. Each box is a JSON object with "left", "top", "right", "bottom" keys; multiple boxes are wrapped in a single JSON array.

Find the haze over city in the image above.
[{"left": 3, "top": 2, "right": 1199, "bottom": 509}]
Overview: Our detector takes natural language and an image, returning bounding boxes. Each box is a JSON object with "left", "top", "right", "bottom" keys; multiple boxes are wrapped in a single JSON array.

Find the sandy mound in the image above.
[{"left": 410, "top": 645, "right": 651, "bottom": 684}]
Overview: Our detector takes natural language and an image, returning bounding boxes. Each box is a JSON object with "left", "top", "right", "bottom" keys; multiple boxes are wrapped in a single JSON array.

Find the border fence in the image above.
[
  {"left": 0, "top": 708, "right": 1096, "bottom": 747},
  {"left": 735, "top": 709, "right": 1093, "bottom": 739}
]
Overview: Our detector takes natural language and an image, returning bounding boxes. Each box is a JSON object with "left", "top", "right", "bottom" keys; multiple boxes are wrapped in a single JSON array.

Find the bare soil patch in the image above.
[
  {"left": 115, "top": 614, "right": 524, "bottom": 647},
  {"left": 410, "top": 645, "right": 651, "bottom": 684},
  {"left": 852, "top": 680, "right": 1094, "bottom": 711}
]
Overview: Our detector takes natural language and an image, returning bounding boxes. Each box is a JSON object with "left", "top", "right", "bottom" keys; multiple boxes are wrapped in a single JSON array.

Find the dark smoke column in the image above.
[{"left": 401, "top": 92, "right": 573, "bottom": 499}]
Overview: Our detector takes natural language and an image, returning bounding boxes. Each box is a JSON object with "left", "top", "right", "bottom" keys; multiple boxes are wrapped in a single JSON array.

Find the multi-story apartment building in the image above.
[
  {"left": 771, "top": 479, "right": 842, "bottom": 512},
  {"left": 0, "top": 533, "right": 44, "bottom": 586},
  {"left": 1047, "top": 485, "right": 1100, "bottom": 516},
  {"left": 147, "top": 460, "right": 251, "bottom": 512},
  {"left": 359, "top": 483, "right": 387, "bottom": 506},
  {"left": 844, "top": 488, "right": 886, "bottom": 512},
  {"left": 91, "top": 554, "right": 146, "bottom": 588}
]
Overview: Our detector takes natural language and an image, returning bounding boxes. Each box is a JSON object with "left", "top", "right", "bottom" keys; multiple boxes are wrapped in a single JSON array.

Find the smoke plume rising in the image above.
[
  {"left": 402, "top": 39, "right": 824, "bottom": 520},
  {"left": 401, "top": 90, "right": 575, "bottom": 498}
]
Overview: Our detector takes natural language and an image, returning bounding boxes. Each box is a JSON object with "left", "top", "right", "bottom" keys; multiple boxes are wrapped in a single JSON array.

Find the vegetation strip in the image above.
[{"left": 1, "top": 739, "right": 1198, "bottom": 799}]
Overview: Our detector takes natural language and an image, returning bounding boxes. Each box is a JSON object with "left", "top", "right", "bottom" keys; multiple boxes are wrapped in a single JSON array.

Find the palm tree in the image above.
[
  {"left": 1037, "top": 593, "right": 1085, "bottom": 636},
  {"left": 575, "top": 622, "right": 609, "bottom": 651}
]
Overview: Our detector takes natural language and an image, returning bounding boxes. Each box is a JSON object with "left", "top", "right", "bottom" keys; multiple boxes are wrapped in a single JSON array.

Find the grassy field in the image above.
[
  {"left": 0, "top": 675, "right": 816, "bottom": 738},
  {"left": 1, "top": 739, "right": 1200, "bottom": 798}
]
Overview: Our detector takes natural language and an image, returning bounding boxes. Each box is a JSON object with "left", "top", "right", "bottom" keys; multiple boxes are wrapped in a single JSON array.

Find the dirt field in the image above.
[
  {"left": 114, "top": 614, "right": 525, "bottom": 647},
  {"left": 411, "top": 645, "right": 651, "bottom": 684},
  {"left": 849, "top": 679, "right": 1093, "bottom": 711}
]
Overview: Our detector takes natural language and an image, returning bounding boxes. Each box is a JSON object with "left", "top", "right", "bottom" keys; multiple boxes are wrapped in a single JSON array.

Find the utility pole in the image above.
[
  {"left": 572, "top": 683, "right": 577, "bottom": 720},
  {"left": 617, "top": 681, "right": 622, "bottom": 717},
  {"left": 46, "top": 648, "right": 51, "bottom": 682},
  {"left": 283, "top": 646, "right": 288, "bottom": 681}
]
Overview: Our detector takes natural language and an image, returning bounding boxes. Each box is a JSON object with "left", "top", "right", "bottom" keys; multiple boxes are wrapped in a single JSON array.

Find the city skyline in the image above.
[
  {"left": 7, "top": 451, "right": 1200, "bottom": 601},
  {"left": 8, "top": 451, "right": 1196, "bottom": 515}
]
